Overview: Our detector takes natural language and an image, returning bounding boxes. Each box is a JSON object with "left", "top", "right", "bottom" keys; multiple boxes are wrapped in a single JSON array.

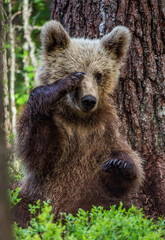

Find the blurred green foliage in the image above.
[
  {"left": 8, "top": 187, "right": 21, "bottom": 209},
  {"left": 8, "top": 156, "right": 24, "bottom": 184},
  {"left": 5, "top": 0, "right": 51, "bottom": 110}
]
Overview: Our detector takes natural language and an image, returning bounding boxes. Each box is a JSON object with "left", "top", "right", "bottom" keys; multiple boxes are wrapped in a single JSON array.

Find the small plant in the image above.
[
  {"left": 13, "top": 200, "right": 65, "bottom": 240},
  {"left": 8, "top": 157, "right": 24, "bottom": 184},
  {"left": 13, "top": 201, "right": 165, "bottom": 240},
  {"left": 8, "top": 187, "right": 21, "bottom": 209}
]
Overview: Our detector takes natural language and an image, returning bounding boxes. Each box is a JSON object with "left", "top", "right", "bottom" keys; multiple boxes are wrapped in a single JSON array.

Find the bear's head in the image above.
[{"left": 37, "top": 21, "right": 131, "bottom": 115}]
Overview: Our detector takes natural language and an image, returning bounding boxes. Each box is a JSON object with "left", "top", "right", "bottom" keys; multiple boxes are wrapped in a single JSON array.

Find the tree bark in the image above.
[
  {"left": 2, "top": 1, "right": 11, "bottom": 145},
  {"left": 51, "top": 0, "right": 165, "bottom": 217},
  {"left": 22, "top": 0, "right": 38, "bottom": 87},
  {"left": 8, "top": 0, "right": 17, "bottom": 136},
  {"left": 0, "top": 1, "right": 12, "bottom": 239}
]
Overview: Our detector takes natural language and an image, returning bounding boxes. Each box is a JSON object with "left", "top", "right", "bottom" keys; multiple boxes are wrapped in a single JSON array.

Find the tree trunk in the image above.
[
  {"left": 22, "top": 0, "right": 38, "bottom": 87},
  {"left": 0, "top": 1, "right": 12, "bottom": 239},
  {"left": 2, "top": 25, "right": 11, "bottom": 144},
  {"left": 51, "top": 0, "right": 165, "bottom": 217},
  {"left": 8, "top": 0, "right": 17, "bottom": 136}
]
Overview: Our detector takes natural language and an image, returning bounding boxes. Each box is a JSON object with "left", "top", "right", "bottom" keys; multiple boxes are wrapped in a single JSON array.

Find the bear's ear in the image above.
[
  {"left": 100, "top": 26, "right": 131, "bottom": 60},
  {"left": 41, "top": 21, "right": 70, "bottom": 52}
]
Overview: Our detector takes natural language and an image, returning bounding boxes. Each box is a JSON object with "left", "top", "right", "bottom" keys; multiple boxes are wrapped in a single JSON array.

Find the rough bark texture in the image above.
[
  {"left": 50, "top": 0, "right": 165, "bottom": 218},
  {"left": 0, "top": 0, "right": 12, "bottom": 239}
]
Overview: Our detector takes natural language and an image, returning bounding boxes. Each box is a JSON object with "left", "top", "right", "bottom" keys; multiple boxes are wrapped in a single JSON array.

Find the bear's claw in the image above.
[
  {"left": 101, "top": 158, "right": 137, "bottom": 179},
  {"left": 65, "top": 72, "right": 85, "bottom": 92}
]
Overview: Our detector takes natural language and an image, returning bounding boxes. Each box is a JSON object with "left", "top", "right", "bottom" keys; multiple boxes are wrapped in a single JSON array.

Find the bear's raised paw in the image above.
[
  {"left": 62, "top": 72, "right": 85, "bottom": 93},
  {"left": 101, "top": 158, "right": 137, "bottom": 180}
]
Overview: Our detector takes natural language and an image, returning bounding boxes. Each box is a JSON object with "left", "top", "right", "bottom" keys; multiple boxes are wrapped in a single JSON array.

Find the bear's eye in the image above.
[{"left": 96, "top": 72, "right": 102, "bottom": 82}]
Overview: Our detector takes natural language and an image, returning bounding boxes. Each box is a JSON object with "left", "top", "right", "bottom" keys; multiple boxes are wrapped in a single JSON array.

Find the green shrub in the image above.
[
  {"left": 13, "top": 200, "right": 65, "bottom": 240},
  {"left": 13, "top": 201, "right": 165, "bottom": 240},
  {"left": 8, "top": 159, "right": 24, "bottom": 184},
  {"left": 8, "top": 187, "right": 21, "bottom": 209}
]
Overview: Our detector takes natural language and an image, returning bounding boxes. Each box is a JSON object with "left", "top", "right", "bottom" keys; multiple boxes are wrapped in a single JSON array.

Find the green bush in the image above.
[
  {"left": 13, "top": 201, "right": 165, "bottom": 240},
  {"left": 8, "top": 187, "right": 21, "bottom": 209}
]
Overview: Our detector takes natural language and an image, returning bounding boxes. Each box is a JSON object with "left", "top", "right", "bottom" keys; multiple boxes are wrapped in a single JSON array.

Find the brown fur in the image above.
[{"left": 13, "top": 21, "right": 144, "bottom": 227}]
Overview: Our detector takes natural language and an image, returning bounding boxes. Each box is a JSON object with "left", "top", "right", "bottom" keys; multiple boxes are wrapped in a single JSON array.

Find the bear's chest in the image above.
[
  {"left": 43, "top": 114, "right": 119, "bottom": 206},
  {"left": 55, "top": 117, "right": 112, "bottom": 169}
]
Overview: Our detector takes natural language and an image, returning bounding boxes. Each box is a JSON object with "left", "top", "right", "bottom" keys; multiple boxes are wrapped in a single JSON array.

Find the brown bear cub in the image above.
[{"left": 14, "top": 21, "right": 144, "bottom": 227}]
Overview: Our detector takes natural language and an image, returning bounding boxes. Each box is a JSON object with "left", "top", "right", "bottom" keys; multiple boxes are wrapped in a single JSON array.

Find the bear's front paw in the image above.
[
  {"left": 101, "top": 158, "right": 137, "bottom": 179},
  {"left": 62, "top": 72, "right": 85, "bottom": 93}
]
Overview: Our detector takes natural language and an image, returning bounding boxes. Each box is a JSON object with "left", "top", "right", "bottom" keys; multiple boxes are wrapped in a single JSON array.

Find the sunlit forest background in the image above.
[{"left": 2, "top": 0, "right": 51, "bottom": 180}]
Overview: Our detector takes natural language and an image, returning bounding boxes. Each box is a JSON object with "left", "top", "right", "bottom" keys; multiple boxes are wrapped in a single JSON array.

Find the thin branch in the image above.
[
  {"left": 8, "top": 0, "right": 17, "bottom": 136},
  {"left": 11, "top": 10, "right": 22, "bottom": 21},
  {"left": 14, "top": 25, "right": 42, "bottom": 30},
  {"left": 23, "top": 0, "right": 38, "bottom": 86},
  {"left": 2, "top": 7, "right": 8, "bottom": 19},
  {"left": 3, "top": 37, "right": 11, "bottom": 144},
  {"left": 23, "top": 41, "right": 30, "bottom": 94}
]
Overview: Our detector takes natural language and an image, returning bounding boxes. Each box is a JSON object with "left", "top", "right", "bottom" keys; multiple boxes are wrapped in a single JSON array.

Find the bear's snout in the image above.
[{"left": 81, "top": 95, "right": 96, "bottom": 111}]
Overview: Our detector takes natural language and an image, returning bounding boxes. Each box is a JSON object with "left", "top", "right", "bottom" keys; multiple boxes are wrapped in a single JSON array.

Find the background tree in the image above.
[
  {"left": 2, "top": 0, "right": 50, "bottom": 138},
  {"left": 51, "top": 0, "right": 165, "bottom": 217},
  {"left": 2, "top": 0, "right": 50, "bottom": 172},
  {"left": 0, "top": 0, "right": 12, "bottom": 239}
]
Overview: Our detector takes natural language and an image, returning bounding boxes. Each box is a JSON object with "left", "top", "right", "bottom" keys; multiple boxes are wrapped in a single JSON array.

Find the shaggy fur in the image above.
[{"left": 13, "top": 21, "right": 144, "bottom": 227}]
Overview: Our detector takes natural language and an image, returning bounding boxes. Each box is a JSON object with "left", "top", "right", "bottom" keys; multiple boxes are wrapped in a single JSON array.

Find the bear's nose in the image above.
[{"left": 81, "top": 95, "right": 96, "bottom": 111}]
